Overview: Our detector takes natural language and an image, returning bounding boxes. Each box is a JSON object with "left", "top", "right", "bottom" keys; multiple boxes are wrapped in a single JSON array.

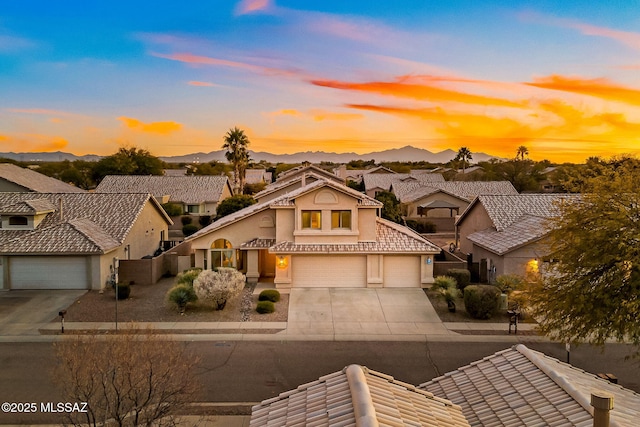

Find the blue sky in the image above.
[{"left": 1, "top": 1, "right": 639, "bottom": 162}]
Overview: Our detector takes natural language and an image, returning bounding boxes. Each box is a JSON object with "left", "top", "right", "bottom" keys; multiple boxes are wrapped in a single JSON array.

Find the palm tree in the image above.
[
  {"left": 222, "top": 127, "right": 250, "bottom": 194},
  {"left": 516, "top": 145, "right": 529, "bottom": 161},
  {"left": 454, "top": 146, "right": 473, "bottom": 173}
]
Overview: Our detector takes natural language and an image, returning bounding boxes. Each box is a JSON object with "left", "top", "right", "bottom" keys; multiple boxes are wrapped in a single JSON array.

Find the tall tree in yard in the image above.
[
  {"left": 223, "top": 127, "right": 250, "bottom": 194},
  {"left": 529, "top": 156, "right": 640, "bottom": 354},
  {"left": 454, "top": 146, "right": 473, "bottom": 173},
  {"left": 516, "top": 145, "right": 529, "bottom": 161}
]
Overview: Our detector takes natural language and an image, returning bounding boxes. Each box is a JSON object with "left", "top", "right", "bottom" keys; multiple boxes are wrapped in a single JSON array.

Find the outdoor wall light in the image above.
[{"left": 277, "top": 255, "right": 288, "bottom": 269}]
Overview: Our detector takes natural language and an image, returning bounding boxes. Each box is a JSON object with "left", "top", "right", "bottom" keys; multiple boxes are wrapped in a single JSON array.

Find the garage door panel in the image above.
[
  {"left": 383, "top": 256, "right": 420, "bottom": 287},
  {"left": 292, "top": 255, "right": 366, "bottom": 287},
  {"left": 10, "top": 257, "right": 88, "bottom": 290}
]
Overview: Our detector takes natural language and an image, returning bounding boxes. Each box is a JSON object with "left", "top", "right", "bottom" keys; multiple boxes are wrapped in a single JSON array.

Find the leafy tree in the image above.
[
  {"left": 188, "top": 161, "right": 230, "bottom": 176},
  {"left": 453, "top": 147, "right": 473, "bottom": 173},
  {"left": 52, "top": 327, "right": 200, "bottom": 426},
  {"left": 215, "top": 194, "right": 256, "bottom": 220},
  {"left": 223, "top": 127, "right": 251, "bottom": 194},
  {"left": 347, "top": 159, "right": 376, "bottom": 169},
  {"left": 375, "top": 190, "right": 403, "bottom": 224},
  {"left": 530, "top": 156, "right": 640, "bottom": 352},
  {"left": 193, "top": 267, "right": 246, "bottom": 310},
  {"left": 92, "top": 147, "right": 164, "bottom": 183}
]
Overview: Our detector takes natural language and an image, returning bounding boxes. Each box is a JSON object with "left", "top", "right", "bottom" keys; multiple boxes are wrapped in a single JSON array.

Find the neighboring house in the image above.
[
  {"left": 392, "top": 181, "right": 518, "bottom": 231},
  {"left": 276, "top": 164, "right": 344, "bottom": 185},
  {"left": 251, "top": 364, "right": 471, "bottom": 427},
  {"left": 254, "top": 171, "right": 330, "bottom": 204},
  {"left": 245, "top": 168, "right": 272, "bottom": 185},
  {"left": 0, "top": 163, "right": 85, "bottom": 193},
  {"left": 0, "top": 193, "right": 171, "bottom": 290},
  {"left": 455, "top": 194, "right": 578, "bottom": 280},
  {"left": 419, "top": 344, "right": 640, "bottom": 427},
  {"left": 185, "top": 179, "right": 441, "bottom": 288},
  {"left": 95, "top": 175, "right": 232, "bottom": 216},
  {"left": 362, "top": 172, "right": 445, "bottom": 198},
  {"left": 333, "top": 164, "right": 396, "bottom": 183}
]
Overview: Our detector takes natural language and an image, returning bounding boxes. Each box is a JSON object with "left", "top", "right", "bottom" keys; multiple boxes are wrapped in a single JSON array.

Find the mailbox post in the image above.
[{"left": 59, "top": 310, "right": 67, "bottom": 334}]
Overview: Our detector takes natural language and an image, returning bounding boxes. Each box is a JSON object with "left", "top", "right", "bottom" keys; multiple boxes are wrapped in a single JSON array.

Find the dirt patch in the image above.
[{"left": 57, "top": 277, "right": 288, "bottom": 324}]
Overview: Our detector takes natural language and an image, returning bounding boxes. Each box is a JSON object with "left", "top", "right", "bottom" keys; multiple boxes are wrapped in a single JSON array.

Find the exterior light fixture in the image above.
[{"left": 277, "top": 255, "right": 288, "bottom": 269}]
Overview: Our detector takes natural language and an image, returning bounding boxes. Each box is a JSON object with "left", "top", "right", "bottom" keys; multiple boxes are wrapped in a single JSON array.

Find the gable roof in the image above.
[
  {"left": 245, "top": 168, "right": 272, "bottom": 184},
  {"left": 0, "top": 193, "right": 171, "bottom": 255},
  {"left": 276, "top": 164, "right": 344, "bottom": 183},
  {"left": 393, "top": 181, "right": 518, "bottom": 204},
  {"left": 0, "top": 163, "right": 86, "bottom": 193},
  {"left": 419, "top": 344, "right": 640, "bottom": 427},
  {"left": 270, "top": 217, "right": 441, "bottom": 254},
  {"left": 95, "top": 175, "right": 231, "bottom": 204},
  {"left": 253, "top": 171, "right": 327, "bottom": 201},
  {"left": 251, "top": 364, "right": 470, "bottom": 427},
  {"left": 466, "top": 215, "right": 548, "bottom": 255},
  {"left": 363, "top": 173, "right": 444, "bottom": 193}
]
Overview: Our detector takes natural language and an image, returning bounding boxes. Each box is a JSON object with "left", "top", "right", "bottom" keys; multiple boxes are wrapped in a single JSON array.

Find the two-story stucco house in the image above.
[
  {"left": 0, "top": 193, "right": 171, "bottom": 290},
  {"left": 185, "top": 179, "right": 441, "bottom": 288}
]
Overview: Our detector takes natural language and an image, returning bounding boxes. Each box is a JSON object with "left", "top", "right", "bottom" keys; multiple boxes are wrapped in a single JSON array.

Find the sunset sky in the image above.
[{"left": 1, "top": 1, "right": 639, "bottom": 163}]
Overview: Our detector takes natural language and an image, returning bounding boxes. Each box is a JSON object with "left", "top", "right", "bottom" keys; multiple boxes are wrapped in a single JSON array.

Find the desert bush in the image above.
[
  {"left": 116, "top": 282, "right": 130, "bottom": 300},
  {"left": 193, "top": 267, "right": 246, "bottom": 310},
  {"left": 256, "top": 300, "right": 275, "bottom": 314},
  {"left": 182, "top": 224, "right": 199, "bottom": 237},
  {"left": 447, "top": 268, "right": 471, "bottom": 291},
  {"left": 181, "top": 215, "right": 192, "bottom": 225},
  {"left": 198, "top": 215, "right": 212, "bottom": 228},
  {"left": 258, "top": 289, "right": 281, "bottom": 302},
  {"left": 432, "top": 276, "right": 459, "bottom": 304},
  {"left": 161, "top": 202, "right": 183, "bottom": 216},
  {"left": 495, "top": 274, "right": 524, "bottom": 294},
  {"left": 166, "top": 285, "right": 198, "bottom": 313},
  {"left": 464, "top": 285, "right": 501, "bottom": 319},
  {"left": 176, "top": 268, "right": 202, "bottom": 287}
]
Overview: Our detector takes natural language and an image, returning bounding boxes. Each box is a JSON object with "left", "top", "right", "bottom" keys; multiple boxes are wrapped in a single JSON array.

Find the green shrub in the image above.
[
  {"left": 176, "top": 268, "right": 202, "bottom": 287},
  {"left": 161, "top": 202, "right": 183, "bottom": 216},
  {"left": 198, "top": 215, "right": 212, "bottom": 228},
  {"left": 432, "top": 276, "right": 459, "bottom": 304},
  {"left": 116, "top": 282, "right": 131, "bottom": 300},
  {"left": 463, "top": 285, "right": 501, "bottom": 319},
  {"left": 256, "top": 300, "right": 275, "bottom": 314},
  {"left": 258, "top": 289, "right": 281, "bottom": 302},
  {"left": 447, "top": 268, "right": 471, "bottom": 291},
  {"left": 166, "top": 284, "right": 198, "bottom": 313},
  {"left": 495, "top": 274, "right": 524, "bottom": 294},
  {"left": 182, "top": 224, "right": 199, "bottom": 237},
  {"left": 181, "top": 216, "right": 192, "bottom": 225}
]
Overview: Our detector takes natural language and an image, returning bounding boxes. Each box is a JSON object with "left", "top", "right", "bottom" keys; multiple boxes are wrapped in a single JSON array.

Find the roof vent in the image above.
[{"left": 591, "top": 391, "right": 614, "bottom": 427}]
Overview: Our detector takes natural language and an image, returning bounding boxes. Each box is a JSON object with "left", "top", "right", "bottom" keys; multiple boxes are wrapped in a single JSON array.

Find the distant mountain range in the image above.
[{"left": 0, "top": 146, "right": 501, "bottom": 164}]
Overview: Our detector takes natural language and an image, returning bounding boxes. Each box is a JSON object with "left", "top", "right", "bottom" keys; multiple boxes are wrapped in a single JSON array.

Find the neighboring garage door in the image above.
[
  {"left": 383, "top": 256, "right": 420, "bottom": 287},
  {"left": 292, "top": 255, "right": 366, "bottom": 287},
  {"left": 9, "top": 256, "right": 89, "bottom": 290}
]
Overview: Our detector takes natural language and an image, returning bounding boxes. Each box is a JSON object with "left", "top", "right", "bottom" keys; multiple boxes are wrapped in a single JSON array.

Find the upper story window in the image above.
[
  {"left": 301, "top": 210, "right": 321, "bottom": 229},
  {"left": 9, "top": 216, "right": 28, "bottom": 226},
  {"left": 331, "top": 210, "right": 351, "bottom": 229}
]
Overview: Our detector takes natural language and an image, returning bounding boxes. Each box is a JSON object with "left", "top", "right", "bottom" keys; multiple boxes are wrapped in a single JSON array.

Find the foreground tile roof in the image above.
[
  {"left": 0, "top": 163, "right": 86, "bottom": 193},
  {"left": 419, "top": 344, "right": 640, "bottom": 427},
  {"left": 95, "top": 175, "right": 230, "bottom": 204},
  {"left": 466, "top": 214, "right": 548, "bottom": 255},
  {"left": 393, "top": 181, "right": 518, "bottom": 203},
  {"left": 0, "top": 193, "right": 168, "bottom": 255},
  {"left": 251, "top": 364, "right": 470, "bottom": 427},
  {"left": 270, "top": 218, "right": 441, "bottom": 254}
]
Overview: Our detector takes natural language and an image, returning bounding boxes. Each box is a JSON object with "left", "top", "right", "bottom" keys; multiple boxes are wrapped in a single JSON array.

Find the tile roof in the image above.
[
  {"left": 0, "top": 198, "right": 58, "bottom": 214},
  {"left": 95, "top": 175, "right": 231, "bottom": 204},
  {"left": 0, "top": 193, "right": 169, "bottom": 255},
  {"left": 240, "top": 238, "right": 276, "bottom": 249},
  {"left": 363, "top": 173, "right": 444, "bottom": 193},
  {"left": 466, "top": 214, "right": 548, "bottom": 255},
  {"left": 0, "top": 163, "right": 86, "bottom": 193},
  {"left": 463, "top": 194, "right": 580, "bottom": 232},
  {"left": 418, "top": 344, "right": 640, "bottom": 427},
  {"left": 393, "top": 181, "right": 518, "bottom": 203},
  {"left": 269, "top": 218, "right": 441, "bottom": 254},
  {"left": 245, "top": 169, "right": 272, "bottom": 184},
  {"left": 254, "top": 171, "right": 327, "bottom": 200},
  {"left": 250, "top": 364, "right": 470, "bottom": 427},
  {"left": 276, "top": 164, "right": 343, "bottom": 183}
]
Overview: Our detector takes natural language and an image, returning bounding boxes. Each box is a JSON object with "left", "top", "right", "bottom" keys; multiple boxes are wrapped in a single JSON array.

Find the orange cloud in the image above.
[
  {"left": 311, "top": 110, "right": 363, "bottom": 121},
  {"left": 118, "top": 117, "right": 182, "bottom": 135},
  {"left": 0, "top": 134, "right": 69, "bottom": 152},
  {"left": 311, "top": 77, "right": 522, "bottom": 108},
  {"left": 526, "top": 75, "right": 640, "bottom": 106},
  {"left": 235, "top": 0, "right": 273, "bottom": 15}
]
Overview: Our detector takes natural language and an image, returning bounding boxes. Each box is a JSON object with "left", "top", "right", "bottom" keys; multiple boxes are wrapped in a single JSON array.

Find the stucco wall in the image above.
[
  {"left": 122, "top": 201, "right": 170, "bottom": 259},
  {"left": 190, "top": 209, "right": 277, "bottom": 250},
  {"left": 457, "top": 203, "right": 493, "bottom": 254}
]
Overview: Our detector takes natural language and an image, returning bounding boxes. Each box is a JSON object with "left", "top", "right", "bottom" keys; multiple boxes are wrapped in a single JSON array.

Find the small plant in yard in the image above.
[
  {"left": 258, "top": 289, "right": 281, "bottom": 302},
  {"left": 193, "top": 267, "right": 246, "bottom": 310},
  {"left": 181, "top": 215, "right": 192, "bottom": 225},
  {"left": 256, "top": 300, "right": 275, "bottom": 314},
  {"left": 432, "top": 276, "right": 459, "bottom": 312},
  {"left": 463, "top": 285, "right": 501, "bottom": 319},
  {"left": 166, "top": 285, "right": 198, "bottom": 313},
  {"left": 176, "top": 268, "right": 203, "bottom": 287},
  {"left": 447, "top": 268, "right": 471, "bottom": 291}
]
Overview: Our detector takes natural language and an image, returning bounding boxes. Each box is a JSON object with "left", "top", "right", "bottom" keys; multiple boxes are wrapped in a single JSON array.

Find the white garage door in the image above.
[
  {"left": 9, "top": 257, "right": 89, "bottom": 290},
  {"left": 292, "top": 255, "right": 366, "bottom": 287},
  {"left": 383, "top": 256, "right": 420, "bottom": 287}
]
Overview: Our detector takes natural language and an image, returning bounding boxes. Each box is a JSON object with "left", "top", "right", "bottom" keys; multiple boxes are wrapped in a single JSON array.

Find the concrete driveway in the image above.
[
  {"left": 283, "top": 288, "right": 452, "bottom": 339},
  {"left": 0, "top": 290, "right": 86, "bottom": 336}
]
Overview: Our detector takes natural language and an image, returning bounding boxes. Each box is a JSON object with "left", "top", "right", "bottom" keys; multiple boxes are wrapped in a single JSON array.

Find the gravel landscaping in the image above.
[{"left": 57, "top": 276, "right": 288, "bottom": 323}]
